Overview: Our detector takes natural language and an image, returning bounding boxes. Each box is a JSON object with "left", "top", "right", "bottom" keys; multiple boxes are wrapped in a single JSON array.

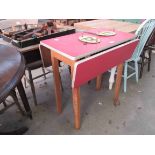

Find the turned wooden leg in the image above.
[
  {"left": 16, "top": 81, "right": 32, "bottom": 119},
  {"left": 72, "top": 87, "right": 80, "bottom": 129},
  {"left": 96, "top": 74, "right": 102, "bottom": 90},
  {"left": 139, "top": 52, "right": 145, "bottom": 79},
  {"left": 71, "top": 65, "right": 81, "bottom": 129},
  {"left": 10, "top": 90, "right": 25, "bottom": 116},
  {"left": 113, "top": 64, "right": 123, "bottom": 106},
  {"left": 109, "top": 66, "right": 117, "bottom": 90},
  {"left": 51, "top": 56, "right": 62, "bottom": 113},
  {"left": 148, "top": 49, "right": 152, "bottom": 72},
  {"left": 27, "top": 69, "right": 38, "bottom": 106}
]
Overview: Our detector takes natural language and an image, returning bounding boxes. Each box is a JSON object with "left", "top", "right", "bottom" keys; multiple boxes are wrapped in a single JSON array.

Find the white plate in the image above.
[
  {"left": 79, "top": 35, "right": 100, "bottom": 44},
  {"left": 98, "top": 31, "right": 116, "bottom": 36}
]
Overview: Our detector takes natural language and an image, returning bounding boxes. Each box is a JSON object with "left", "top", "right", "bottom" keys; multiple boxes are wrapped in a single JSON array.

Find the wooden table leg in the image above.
[
  {"left": 16, "top": 81, "right": 32, "bottom": 119},
  {"left": 51, "top": 56, "right": 62, "bottom": 113},
  {"left": 96, "top": 74, "right": 102, "bottom": 90},
  {"left": 71, "top": 65, "right": 81, "bottom": 129},
  {"left": 113, "top": 64, "right": 123, "bottom": 106},
  {"left": 72, "top": 87, "right": 80, "bottom": 129}
]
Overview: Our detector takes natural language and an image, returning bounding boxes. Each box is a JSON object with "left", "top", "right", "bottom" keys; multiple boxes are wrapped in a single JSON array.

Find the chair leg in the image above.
[
  {"left": 148, "top": 49, "right": 152, "bottom": 72},
  {"left": 124, "top": 62, "right": 128, "bottom": 93},
  {"left": 109, "top": 66, "right": 117, "bottom": 90},
  {"left": 16, "top": 81, "right": 32, "bottom": 119},
  {"left": 28, "top": 69, "right": 38, "bottom": 106},
  {"left": 139, "top": 53, "right": 145, "bottom": 79},
  {"left": 59, "top": 72, "right": 64, "bottom": 92},
  {"left": 10, "top": 90, "right": 25, "bottom": 116},
  {"left": 42, "top": 67, "right": 47, "bottom": 79},
  {"left": 135, "top": 61, "right": 139, "bottom": 83}
]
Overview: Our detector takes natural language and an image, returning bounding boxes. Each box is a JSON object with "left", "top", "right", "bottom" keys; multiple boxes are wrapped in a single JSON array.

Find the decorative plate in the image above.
[
  {"left": 79, "top": 35, "right": 100, "bottom": 44},
  {"left": 98, "top": 31, "right": 116, "bottom": 36}
]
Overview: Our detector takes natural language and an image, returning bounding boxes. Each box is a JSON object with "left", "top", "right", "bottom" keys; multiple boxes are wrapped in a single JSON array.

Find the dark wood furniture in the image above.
[
  {"left": 0, "top": 27, "right": 76, "bottom": 106},
  {"left": 74, "top": 19, "right": 140, "bottom": 33},
  {"left": 139, "top": 27, "right": 155, "bottom": 78},
  {"left": 0, "top": 44, "right": 32, "bottom": 118},
  {"left": 1, "top": 27, "right": 75, "bottom": 48},
  {"left": 23, "top": 28, "right": 75, "bottom": 105}
]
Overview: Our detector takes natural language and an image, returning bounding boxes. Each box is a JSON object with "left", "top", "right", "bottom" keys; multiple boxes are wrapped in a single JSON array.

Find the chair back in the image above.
[
  {"left": 115, "top": 19, "right": 143, "bottom": 24},
  {"left": 131, "top": 19, "right": 155, "bottom": 60},
  {"left": 135, "top": 19, "right": 150, "bottom": 35},
  {"left": 145, "top": 27, "right": 155, "bottom": 47}
]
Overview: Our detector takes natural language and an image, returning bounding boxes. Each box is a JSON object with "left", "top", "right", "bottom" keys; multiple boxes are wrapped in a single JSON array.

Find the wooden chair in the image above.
[
  {"left": 24, "top": 60, "right": 49, "bottom": 106},
  {"left": 109, "top": 19, "right": 155, "bottom": 92}
]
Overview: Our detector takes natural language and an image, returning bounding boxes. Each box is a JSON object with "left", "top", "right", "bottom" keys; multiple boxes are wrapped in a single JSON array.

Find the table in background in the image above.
[
  {"left": 74, "top": 19, "right": 140, "bottom": 33},
  {"left": 0, "top": 26, "right": 75, "bottom": 64}
]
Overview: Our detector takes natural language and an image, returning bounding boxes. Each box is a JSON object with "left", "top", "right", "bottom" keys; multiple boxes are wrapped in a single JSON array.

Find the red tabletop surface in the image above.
[
  {"left": 72, "top": 39, "right": 139, "bottom": 88},
  {"left": 40, "top": 28, "right": 136, "bottom": 60}
]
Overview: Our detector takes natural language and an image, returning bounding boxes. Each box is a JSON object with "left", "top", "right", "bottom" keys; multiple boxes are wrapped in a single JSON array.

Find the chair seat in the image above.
[{"left": 26, "top": 60, "right": 43, "bottom": 70}]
